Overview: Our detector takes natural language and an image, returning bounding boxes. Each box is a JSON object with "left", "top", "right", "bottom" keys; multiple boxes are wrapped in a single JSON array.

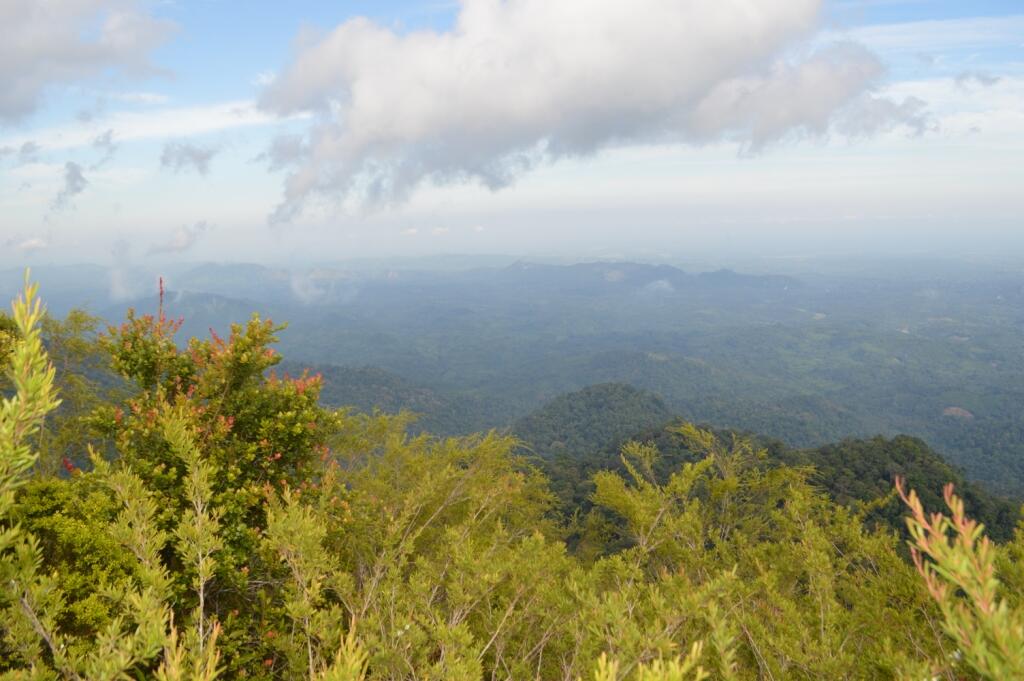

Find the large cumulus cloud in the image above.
[{"left": 259, "top": 0, "right": 926, "bottom": 222}]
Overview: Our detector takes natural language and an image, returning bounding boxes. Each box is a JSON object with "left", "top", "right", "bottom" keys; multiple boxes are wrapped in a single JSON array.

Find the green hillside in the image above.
[
  {"left": 513, "top": 383, "right": 672, "bottom": 458},
  {"left": 514, "top": 384, "right": 1019, "bottom": 541}
]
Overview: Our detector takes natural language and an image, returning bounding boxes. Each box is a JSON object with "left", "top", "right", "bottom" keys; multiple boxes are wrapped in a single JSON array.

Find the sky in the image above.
[{"left": 0, "top": 0, "right": 1022, "bottom": 267}]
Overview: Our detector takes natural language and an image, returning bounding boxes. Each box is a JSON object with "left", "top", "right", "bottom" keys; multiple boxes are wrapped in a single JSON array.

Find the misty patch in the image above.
[
  {"left": 289, "top": 271, "right": 327, "bottom": 305},
  {"left": 2, "top": 236, "right": 48, "bottom": 254},
  {"left": 107, "top": 269, "right": 140, "bottom": 302},
  {"left": 641, "top": 279, "right": 676, "bottom": 295},
  {"left": 288, "top": 269, "right": 362, "bottom": 305},
  {"left": 16, "top": 238, "right": 48, "bottom": 253},
  {"left": 259, "top": 0, "right": 928, "bottom": 221},
  {"left": 161, "top": 141, "right": 220, "bottom": 176},
  {"left": 107, "top": 239, "right": 145, "bottom": 302},
  {"left": 52, "top": 162, "right": 88, "bottom": 209},
  {"left": 147, "top": 221, "right": 212, "bottom": 255}
]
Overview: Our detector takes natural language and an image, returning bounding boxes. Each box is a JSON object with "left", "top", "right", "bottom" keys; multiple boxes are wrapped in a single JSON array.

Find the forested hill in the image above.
[
  {"left": 515, "top": 384, "right": 1020, "bottom": 541},
  {"left": 512, "top": 383, "right": 672, "bottom": 458}
]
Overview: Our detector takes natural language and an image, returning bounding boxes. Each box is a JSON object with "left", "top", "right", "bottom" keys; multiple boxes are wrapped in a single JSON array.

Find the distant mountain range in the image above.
[{"left": 2, "top": 260, "right": 801, "bottom": 315}]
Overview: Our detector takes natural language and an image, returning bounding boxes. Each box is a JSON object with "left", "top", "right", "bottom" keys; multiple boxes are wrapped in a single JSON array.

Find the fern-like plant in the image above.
[{"left": 898, "top": 476, "right": 1024, "bottom": 679}]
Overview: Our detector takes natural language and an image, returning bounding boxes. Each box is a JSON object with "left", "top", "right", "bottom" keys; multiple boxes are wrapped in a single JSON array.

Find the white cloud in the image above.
[
  {"left": 259, "top": 0, "right": 921, "bottom": 221},
  {"left": 431, "top": 227, "right": 450, "bottom": 236},
  {"left": 0, "top": 0, "right": 174, "bottom": 123},
  {"left": 685, "top": 43, "right": 920, "bottom": 151}
]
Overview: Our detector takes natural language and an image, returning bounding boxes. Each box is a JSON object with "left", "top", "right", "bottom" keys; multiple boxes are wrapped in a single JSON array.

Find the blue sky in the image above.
[{"left": 1, "top": 0, "right": 1022, "bottom": 266}]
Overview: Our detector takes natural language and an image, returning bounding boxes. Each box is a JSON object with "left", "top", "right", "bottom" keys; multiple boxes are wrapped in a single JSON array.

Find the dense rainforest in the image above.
[{"left": 2, "top": 277, "right": 1024, "bottom": 679}]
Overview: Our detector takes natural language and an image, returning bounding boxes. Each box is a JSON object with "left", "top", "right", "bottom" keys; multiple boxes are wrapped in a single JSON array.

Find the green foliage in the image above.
[
  {"left": 0, "top": 274, "right": 62, "bottom": 671},
  {"left": 1, "top": 275, "right": 177, "bottom": 680},
  {"left": 0, "top": 311, "right": 16, "bottom": 370},
  {"left": 35, "top": 308, "right": 114, "bottom": 475},
  {"left": 318, "top": 629, "right": 369, "bottom": 681},
  {"left": 898, "top": 478, "right": 1024, "bottom": 679},
  {"left": 1, "top": 274, "right": 59, "bottom": 529},
  {"left": 582, "top": 426, "right": 945, "bottom": 679},
  {"left": 164, "top": 406, "right": 223, "bottom": 663},
  {"left": 13, "top": 475, "right": 140, "bottom": 641},
  {"left": 591, "top": 644, "right": 708, "bottom": 681},
  {"left": 540, "top": 407, "right": 1018, "bottom": 544}
]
